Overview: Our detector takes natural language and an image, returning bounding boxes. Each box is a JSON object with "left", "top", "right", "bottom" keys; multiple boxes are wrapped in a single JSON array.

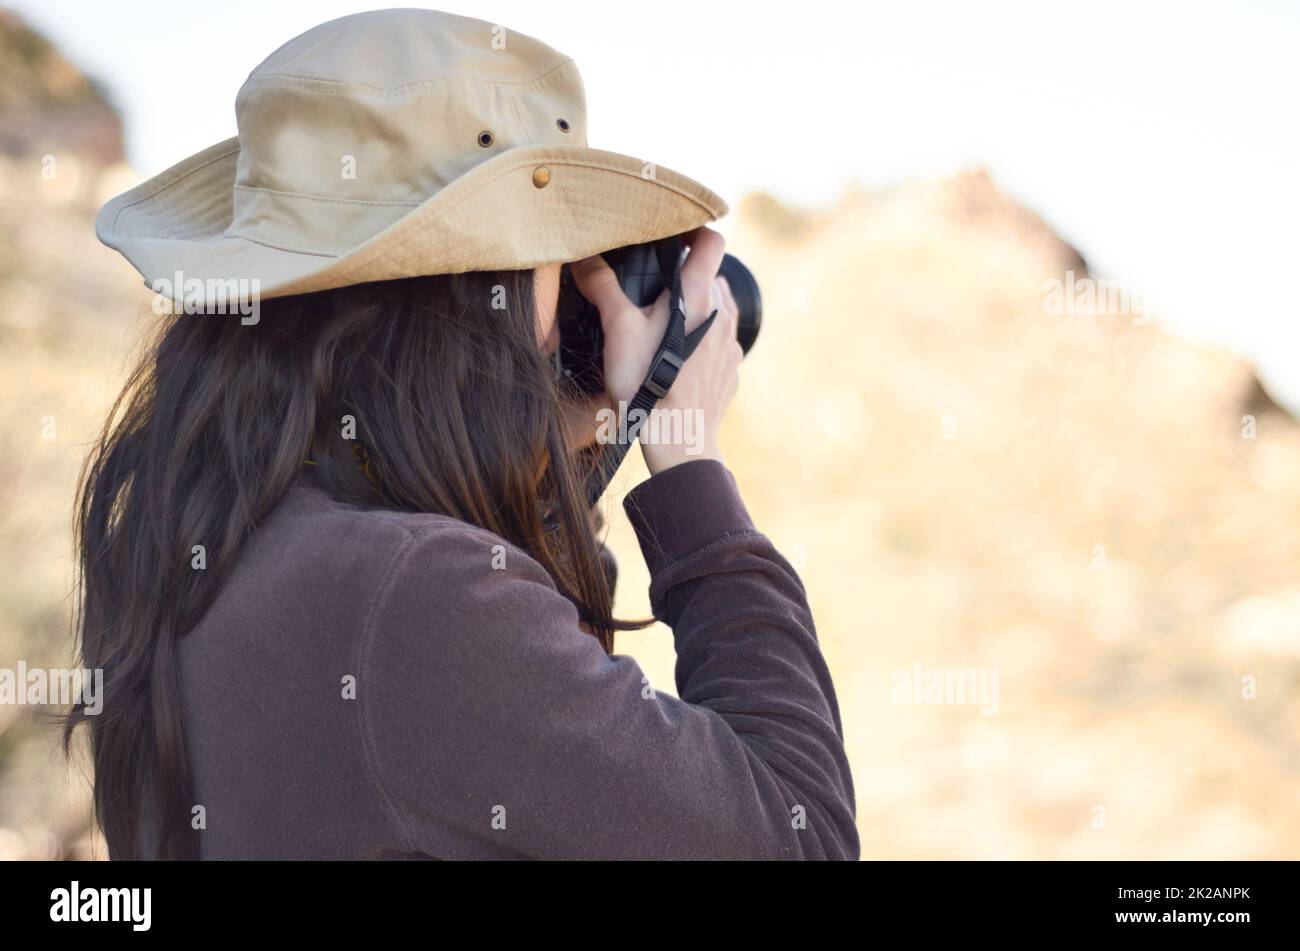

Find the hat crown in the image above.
[
  {"left": 95, "top": 8, "right": 725, "bottom": 303},
  {"left": 250, "top": 9, "right": 572, "bottom": 90},
  {"left": 227, "top": 9, "right": 588, "bottom": 254}
]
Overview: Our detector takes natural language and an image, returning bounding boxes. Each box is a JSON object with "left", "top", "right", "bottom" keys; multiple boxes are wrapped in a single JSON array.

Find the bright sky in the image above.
[{"left": 14, "top": 0, "right": 1300, "bottom": 410}]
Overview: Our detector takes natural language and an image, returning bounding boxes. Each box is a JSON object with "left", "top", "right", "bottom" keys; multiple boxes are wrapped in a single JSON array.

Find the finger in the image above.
[
  {"left": 691, "top": 281, "right": 728, "bottom": 355},
  {"left": 679, "top": 229, "right": 726, "bottom": 331},
  {"left": 569, "top": 255, "right": 635, "bottom": 334},
  {"left": 679, "top": 225, "right": 719, "bottom": 253},
  {"left": 716, "top": 275, "right": 739, "bottom": 331},
  {"left": 686, "top": 281, "right": 721, "bottom": 353},
  {"left": 700, "top": 277, "right": 735, "bottom": 344},
  {"left": 717, "top": 274, "right": 736, "bottom": 312},
  {"left": 709, "top": 279, "right": 726, "bottom": 328}
]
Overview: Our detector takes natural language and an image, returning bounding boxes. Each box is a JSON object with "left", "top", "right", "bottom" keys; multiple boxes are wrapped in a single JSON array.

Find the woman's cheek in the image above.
[
  {"left": 534, "top": 264, "right": 562, "bottom": 352},
  {"left": 544, "top": 314, "right": 560, "bottom": 355}
]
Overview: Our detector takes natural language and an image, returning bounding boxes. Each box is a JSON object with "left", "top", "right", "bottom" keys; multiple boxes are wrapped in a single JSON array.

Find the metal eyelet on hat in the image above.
[
  {"left": 556, "top": 118, "right": 571, "bottom": 132},
  {"left": 478, "top": 130, "right": 494, "bottom": 147},
  {"left": 532, "top": 166, "right": 551, "bottom": 189}
]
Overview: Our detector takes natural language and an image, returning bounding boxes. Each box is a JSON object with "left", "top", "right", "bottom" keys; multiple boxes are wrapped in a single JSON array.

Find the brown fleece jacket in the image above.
[{"left": 178, "top": 459, "right": 859, "bottom": 859}]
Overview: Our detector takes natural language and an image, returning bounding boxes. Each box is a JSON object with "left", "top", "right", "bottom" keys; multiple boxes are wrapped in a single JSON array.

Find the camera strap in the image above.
[{"left": 584, "top": 236, "right": 718, "bottom": 507}]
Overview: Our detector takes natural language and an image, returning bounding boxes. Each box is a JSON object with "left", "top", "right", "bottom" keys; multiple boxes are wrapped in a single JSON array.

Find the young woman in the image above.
[{"left": 72, "top": 9, "right": 858, "bottom": 860}]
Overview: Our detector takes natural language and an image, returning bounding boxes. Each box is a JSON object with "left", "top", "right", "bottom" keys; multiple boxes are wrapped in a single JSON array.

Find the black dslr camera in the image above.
[{"left": 555, "top": 235, "right": 762, "bottom": 395}]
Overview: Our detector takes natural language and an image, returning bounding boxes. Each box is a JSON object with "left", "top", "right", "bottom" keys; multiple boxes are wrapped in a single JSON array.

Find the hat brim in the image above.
[{"left": 96, "top": 137, "right": 728, "bottom": 304}]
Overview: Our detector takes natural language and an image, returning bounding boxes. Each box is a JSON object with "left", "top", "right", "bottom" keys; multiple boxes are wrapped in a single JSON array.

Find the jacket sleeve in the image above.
[{"left": 361, "top": 459, "right": 859, "bottom": 860}]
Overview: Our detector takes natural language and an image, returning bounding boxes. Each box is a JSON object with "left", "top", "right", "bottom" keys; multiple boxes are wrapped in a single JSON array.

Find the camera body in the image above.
[{"left": 556, "top": 235, "right": 762, "bottom": 395}]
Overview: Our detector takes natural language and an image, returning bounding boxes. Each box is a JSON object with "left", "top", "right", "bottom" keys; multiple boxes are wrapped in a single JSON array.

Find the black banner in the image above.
[{"left": 1, "top": 859, "right": 1286, "bottom": 938}]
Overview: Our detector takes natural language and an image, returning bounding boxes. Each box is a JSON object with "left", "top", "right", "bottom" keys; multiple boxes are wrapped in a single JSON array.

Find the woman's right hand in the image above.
[{"left": 568, "top": 226, "right": 742, "bottom": 476}]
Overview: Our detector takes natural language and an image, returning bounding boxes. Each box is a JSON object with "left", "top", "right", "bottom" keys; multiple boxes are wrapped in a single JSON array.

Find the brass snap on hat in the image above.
[{"left": 95, "top": 8, "right": 727, "bottom": 307}]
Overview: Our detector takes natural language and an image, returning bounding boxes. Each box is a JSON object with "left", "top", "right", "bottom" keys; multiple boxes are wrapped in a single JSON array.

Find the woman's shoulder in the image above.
[
  {"left": 263, "top": 477, "right": 555, "bottom": 599},
  {"left": 249, "top": 479, "right": 578, "bottom": 663},
  {"left": 187, "top": 475, "right": 568, "bottom": 675}
]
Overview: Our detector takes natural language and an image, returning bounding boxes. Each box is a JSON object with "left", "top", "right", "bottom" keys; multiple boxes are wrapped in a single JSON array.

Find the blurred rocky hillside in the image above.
[
  {"left": 2, "top": 12, "right": 1297, "bottom": 859},
  {"left": 608, "top": 171, "right": 1300, "bottom": 859},
  {"left": 0, "top": 10, "right": 138, "bottom": 860}
]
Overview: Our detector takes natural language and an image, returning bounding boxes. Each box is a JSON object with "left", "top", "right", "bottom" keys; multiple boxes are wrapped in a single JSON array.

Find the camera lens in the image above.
[{"left": 718, "top": 253, "right": 762, "bottom": 355}]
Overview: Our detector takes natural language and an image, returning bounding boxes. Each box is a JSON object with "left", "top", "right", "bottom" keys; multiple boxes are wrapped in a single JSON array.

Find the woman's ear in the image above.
[{"left": 534, "top": 264, "right": 562, "bottom": 353}]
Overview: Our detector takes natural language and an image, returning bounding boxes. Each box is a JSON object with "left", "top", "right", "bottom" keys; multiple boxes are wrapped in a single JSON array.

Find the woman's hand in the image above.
[{"left": 569, "top": 226, "right": 741, "bottom": 475}]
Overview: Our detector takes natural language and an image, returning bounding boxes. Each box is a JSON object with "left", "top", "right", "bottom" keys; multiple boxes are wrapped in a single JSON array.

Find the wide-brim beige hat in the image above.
[{"left": 96, "top": 8, "right": 727, "bottom": 307}]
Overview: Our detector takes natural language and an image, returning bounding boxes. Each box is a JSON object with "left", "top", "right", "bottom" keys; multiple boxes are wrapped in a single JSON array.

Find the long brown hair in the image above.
[{"left": 66, "top": 270, "right": 623, "bottom": 859}]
